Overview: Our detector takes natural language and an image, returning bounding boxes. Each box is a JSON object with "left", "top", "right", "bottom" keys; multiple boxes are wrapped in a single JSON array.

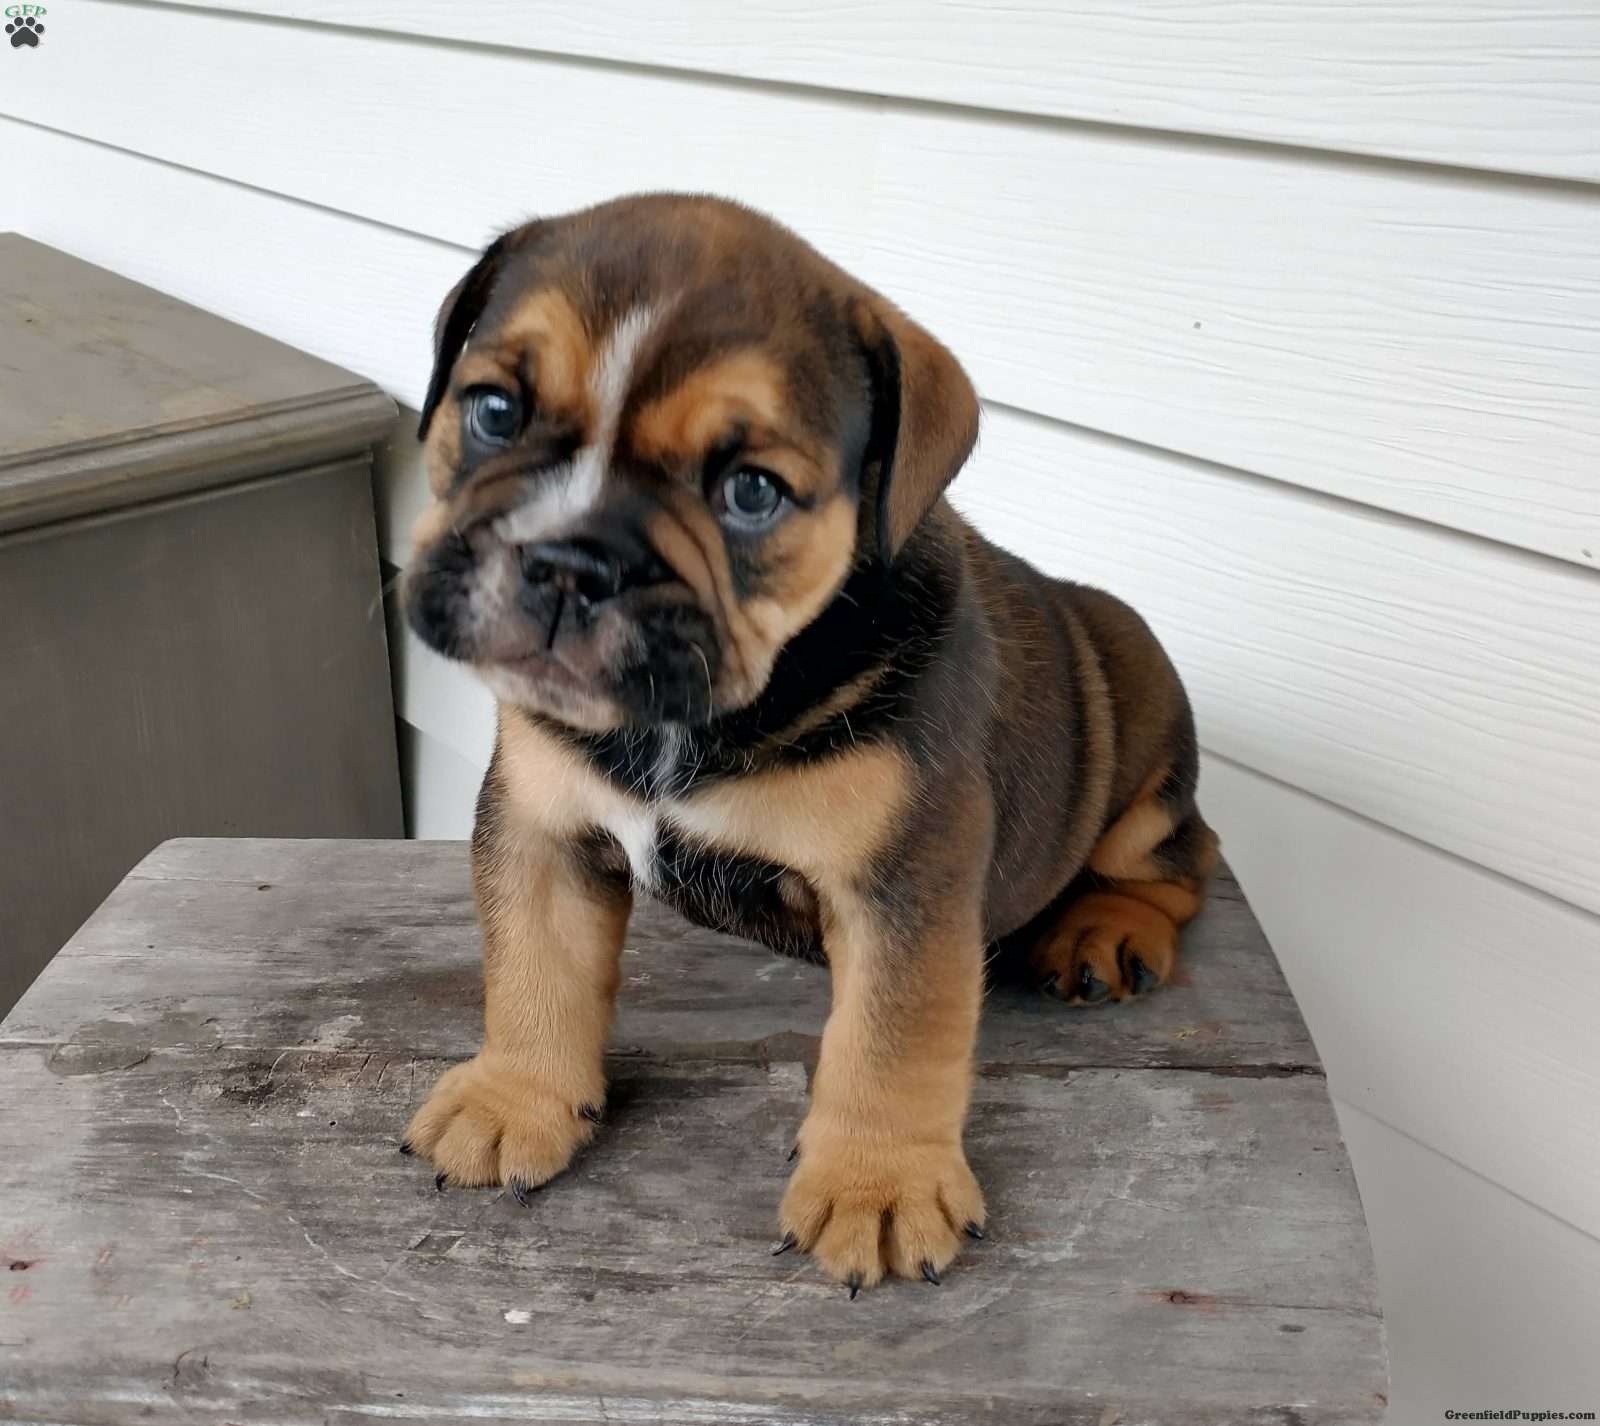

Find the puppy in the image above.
[{"left": 401, "top": 194, "right": 1218, "bottom": 1291}]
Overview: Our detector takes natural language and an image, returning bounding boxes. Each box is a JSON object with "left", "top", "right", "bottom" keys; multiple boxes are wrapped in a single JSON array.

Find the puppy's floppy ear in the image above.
[
  {"left": 853, "top": 295, "right": 980, "bottom": 562},
  {"left": 416, "top": 233, "right": 514, "bottom": 441}
]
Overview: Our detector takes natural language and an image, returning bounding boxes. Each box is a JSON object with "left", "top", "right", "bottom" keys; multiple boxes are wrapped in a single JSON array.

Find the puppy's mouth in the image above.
[{"left": 404, "top": 530, "right": 724, "bottom": 729}]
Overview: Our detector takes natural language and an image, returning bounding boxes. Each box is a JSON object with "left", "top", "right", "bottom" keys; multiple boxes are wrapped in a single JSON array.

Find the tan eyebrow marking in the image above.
[
  {"left": 631, "top": 348, "right": 831, "bottom": 498},
  {"left": 485, "top": 287, "right": 594, "bottom": 424},
  {"left": 630, "top": 349, "right": 777, "bottom": 451}
]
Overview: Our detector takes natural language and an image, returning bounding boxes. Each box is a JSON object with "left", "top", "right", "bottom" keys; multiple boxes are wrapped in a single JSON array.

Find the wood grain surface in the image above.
[{"left": 0, "top": 839, "right": 1383, "bottom": 1424}]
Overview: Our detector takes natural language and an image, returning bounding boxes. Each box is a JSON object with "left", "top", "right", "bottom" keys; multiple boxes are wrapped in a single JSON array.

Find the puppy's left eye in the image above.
[
  {"left": 464, "top": 387, "right": 524, "bottom": 447},
  {"left": 721, "top": 467, "right": 787, "bottom": 528}
]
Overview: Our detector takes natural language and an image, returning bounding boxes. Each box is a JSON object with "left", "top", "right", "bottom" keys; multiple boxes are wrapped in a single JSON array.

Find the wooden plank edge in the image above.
[{"left": 0, "top": 387, "right": 399, "bottom": 536}]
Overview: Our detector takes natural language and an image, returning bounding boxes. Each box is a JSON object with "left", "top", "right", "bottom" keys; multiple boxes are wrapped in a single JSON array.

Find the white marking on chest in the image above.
[
  {"left": 609, "top": 804, "right": 663, "bottom": 892},
  {"left": 651, "top": 724, "right": 687, "bottom": 792},
  {"left": 601, "top": 725, "right": 691, "bottom": 893},
  {"left": 492, "top": 304, "right": 663, "bottom": 548}
]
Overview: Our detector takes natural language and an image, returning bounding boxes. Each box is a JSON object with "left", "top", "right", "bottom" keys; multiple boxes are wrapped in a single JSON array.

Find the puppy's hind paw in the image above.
[{"left": 1032, "top": 890, "right": 1179, "bottom": 1006}]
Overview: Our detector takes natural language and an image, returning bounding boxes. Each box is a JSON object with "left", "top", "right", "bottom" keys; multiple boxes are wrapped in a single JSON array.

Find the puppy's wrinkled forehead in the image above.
[{"left": 429, "top": 199, "right": 862, "bottom": 502}]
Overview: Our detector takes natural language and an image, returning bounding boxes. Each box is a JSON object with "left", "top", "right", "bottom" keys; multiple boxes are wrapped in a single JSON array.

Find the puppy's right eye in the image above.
[{"left": 464, "top": 387, "right": 524, "bottom": 447}]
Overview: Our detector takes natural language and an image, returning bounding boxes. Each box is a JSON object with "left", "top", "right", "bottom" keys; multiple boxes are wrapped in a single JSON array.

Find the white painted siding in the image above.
[
  {"left": 178, "top": 0, "right": 1600, "bottom": 181},
  {"left": 11, "top": 4, "right": 1600, "bottom": 566},
  {"left": 5, "top": 5, "right": 1597, "bottom": 1415}
]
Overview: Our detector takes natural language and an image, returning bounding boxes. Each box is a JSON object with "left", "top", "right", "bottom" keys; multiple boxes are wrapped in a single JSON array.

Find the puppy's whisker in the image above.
[{"left": 692, "top": 643, "right": 714, "bottom": 719}]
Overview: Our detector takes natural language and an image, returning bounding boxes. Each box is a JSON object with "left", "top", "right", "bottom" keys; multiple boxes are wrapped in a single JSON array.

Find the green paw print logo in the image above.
[{"left": 5, "top": 5, "right": 45, "bottom": 48}]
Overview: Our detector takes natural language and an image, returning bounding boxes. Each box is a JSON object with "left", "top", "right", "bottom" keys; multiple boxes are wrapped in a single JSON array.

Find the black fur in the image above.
[
  {"left": 417, "top": 233, "right": 516, "bottom": 441},
  {"left": 541, "top": 513, "right": 961, "bottom": 799}
]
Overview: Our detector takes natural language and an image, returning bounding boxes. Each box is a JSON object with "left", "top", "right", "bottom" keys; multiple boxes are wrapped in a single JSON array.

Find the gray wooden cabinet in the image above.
[{"left": 0, "top": 235, "right": 404, "bottom": 1014}]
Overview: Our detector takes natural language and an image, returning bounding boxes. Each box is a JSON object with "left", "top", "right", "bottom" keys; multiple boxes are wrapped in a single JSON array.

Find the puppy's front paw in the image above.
[
  {"left": 779, "top": 1119, "right": 985, "bottom": 1293},
  {"left": 403, "top": 1054, "right": 600, "bottom": 1195}
]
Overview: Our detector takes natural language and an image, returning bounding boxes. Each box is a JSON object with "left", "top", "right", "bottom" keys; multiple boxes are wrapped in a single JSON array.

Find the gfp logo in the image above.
[{"left": 5, "top": 3, "right": 46, "bottom": 48}]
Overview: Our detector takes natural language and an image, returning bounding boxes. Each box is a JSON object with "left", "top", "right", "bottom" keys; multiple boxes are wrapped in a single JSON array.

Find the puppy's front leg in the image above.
[
  {"left": 780, "top": 886, "right": 986, "bottom": 1292},
  {"left": 405, "top": 805, "right": 630, "bottom": 1195}
]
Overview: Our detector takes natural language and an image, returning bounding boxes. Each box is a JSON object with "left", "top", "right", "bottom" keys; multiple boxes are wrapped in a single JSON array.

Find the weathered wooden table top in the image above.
[{"left": 0, "top": 839, "right": 1385, "bottom": 1425}]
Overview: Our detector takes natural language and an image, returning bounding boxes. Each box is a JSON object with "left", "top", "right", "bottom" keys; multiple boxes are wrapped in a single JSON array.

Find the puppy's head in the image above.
[{"left": 404, "top": 194, "right": 977, "bottom": 731}]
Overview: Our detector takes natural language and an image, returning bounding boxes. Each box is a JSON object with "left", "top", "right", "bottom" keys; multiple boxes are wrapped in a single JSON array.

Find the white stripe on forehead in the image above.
[{"left": 494, "top": 303, "right": 663, "bottom": 546}]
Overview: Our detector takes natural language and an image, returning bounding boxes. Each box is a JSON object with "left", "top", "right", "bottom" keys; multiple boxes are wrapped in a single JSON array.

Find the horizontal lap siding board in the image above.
[
  {"left": 1336, "top": 1104, "right": 1600, "bottom": 1420},
  {"left": 7, "top": 6, "right": 1600, "bottom": 569},
  {"left": 11, "top": 4, "right": 883, "bottom": 268},
  {"left": 1203, "top": 757, "right": 1600, "bottom": 1244},
  {"left": 169, "top": 0, "right": 1600, "bottom": 182},
  {"left": 8, "top": 122, "right": 1591, "bottom": 914},
  {"left": 870, "top": 112, "right": 1600, "bottom": 572}
]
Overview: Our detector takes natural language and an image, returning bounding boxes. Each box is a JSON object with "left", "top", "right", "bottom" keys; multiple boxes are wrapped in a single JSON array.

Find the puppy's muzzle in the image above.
[{"left": 518, "top": 534, "right": 671, "bottom": 609}]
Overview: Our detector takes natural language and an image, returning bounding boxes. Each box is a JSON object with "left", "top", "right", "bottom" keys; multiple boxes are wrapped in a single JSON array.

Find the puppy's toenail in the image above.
[
  {"left": 434, "top": 1172, "right": 448, "bottom": 1192},
  {"left": 398, "top": 1141, "right": 414, "bottom": 1157},
  {"left": 921, "top": 1261, "right": 941, "bottom": 1285},
  {"left": 772, "top": 1233, "right": 796, "bottom": 1256},
  {"left": 578, "top": 1103, "right": 603, "bottom": 1124},
  {"left": 1078, "top": 965, "right": 1110, "bottom": 1003},
  {"left": 510, "top": 1178, "right": 533, "bottom": 1207},
  {"left": 1039, "top": 972, "right": 1061, "bottom": 998},
  {"left": 1130, "top": 956, "right": 1158, "bottom": 995},
  {"left": 965, "top": 1221, "right": 986, "bottom": 1240},
  {"left": 846, "top": 1272, "right": 863, "bottom": 1300}
]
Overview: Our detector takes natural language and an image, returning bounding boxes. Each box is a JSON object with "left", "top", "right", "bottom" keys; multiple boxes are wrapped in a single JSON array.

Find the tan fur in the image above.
[
  {"left": 1033, "top": 767, "right": 1218, "bottom": 1004},
  {"left": 409, "top": 497, "right": 457, "bottom": 556},
  {"left": 493, "top": 702, "right": 911, "bottom": 889},
  {"left": 1119, "top": 875, "right": 1209, "bottom": 925},
  {"left": 403, "top": 813, "right": 629, "bottom": 1188},
  {"left": 780, "top": 867, "right": 987, "bottom": 1287},
  {"left": 496, "top": 709, "right": 630, "bottom": 836},
  {"left": 736, "top": 496, "right": 857, "bottom": 692},
  {"left": 421, "top": 418, "right": 464, "bottom": 502},
  {"left": 409, "top": 713, "right": 653, "bottom": 1193},
  {"left": 493, "top": 287, "right": 593, "bottom": 426},
  {"left": 643, "top": 491, "right": 856, "bottom": 712},
  {"left": 674, "top": 739, "right": 909, "bottom": 884},
  {"left": 1034, "top": 890, "right": 1180, "bottom": 1004},
  {"left": 631, "top": 349, "right": 814, "bottom": 483},
  {"left": 773, "top": 767, "right": 996, "bottom": 1286},
  {"left": 1088, "top": 766, "right": 1174, "bottom": 881}
]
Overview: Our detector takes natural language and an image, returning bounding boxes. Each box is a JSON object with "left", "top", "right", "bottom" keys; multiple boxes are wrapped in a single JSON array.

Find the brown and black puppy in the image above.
[{"left": 401, "top": 194, "right": 1218, "bottom": 1292}]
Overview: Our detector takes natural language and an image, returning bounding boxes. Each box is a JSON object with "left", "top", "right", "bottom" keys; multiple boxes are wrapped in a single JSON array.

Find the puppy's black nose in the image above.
[{"left": 520, "top": 539, "right": 625, "bottom": 604}]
